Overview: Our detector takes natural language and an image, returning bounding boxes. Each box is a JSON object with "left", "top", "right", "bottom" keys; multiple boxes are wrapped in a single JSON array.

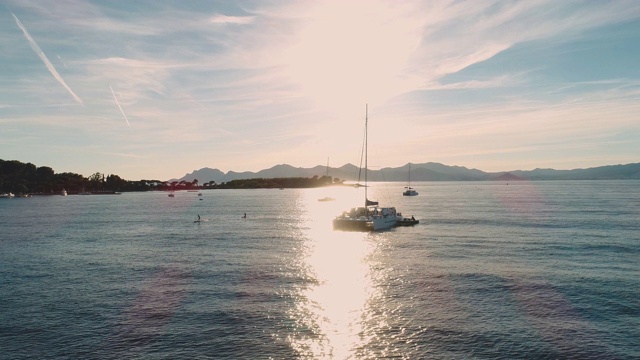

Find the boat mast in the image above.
[{"left": 364, "top": 104, "right": 368, "bottom": 208}]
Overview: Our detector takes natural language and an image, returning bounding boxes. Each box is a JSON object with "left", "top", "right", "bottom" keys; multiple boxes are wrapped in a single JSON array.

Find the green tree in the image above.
[{"left": 106, "top": 174, "right": 127, "bottom": 190}]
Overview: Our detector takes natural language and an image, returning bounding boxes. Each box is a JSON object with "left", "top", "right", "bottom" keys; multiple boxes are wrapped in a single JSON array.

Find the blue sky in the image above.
[{"left": 2, "top": 0, "right": 639, "bottom": 180}]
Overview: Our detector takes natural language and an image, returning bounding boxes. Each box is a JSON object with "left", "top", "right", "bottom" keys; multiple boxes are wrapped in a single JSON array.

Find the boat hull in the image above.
[
  {"left": 397, "top": 218, "right": 419, "bottom": 226},
  {"left": 333, "top": 206, "right": 400, "bottom": 231},
  {"left": 333, "top": 218, "right": 374, "bottom": 231},
  {"left": 370, "top": 215, "right": 399, "bottom": 230}
]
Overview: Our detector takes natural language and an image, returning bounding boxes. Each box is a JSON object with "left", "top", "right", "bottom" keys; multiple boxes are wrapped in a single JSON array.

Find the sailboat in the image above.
[
  {"left": 402, "top": 164, "right": 419, "bottom": 196},
  {"left": 318, "top": 157, "right": 336, "bottom": 202},
  {"left": 333, "top": 105, "right": 402, "bottom": 231}
]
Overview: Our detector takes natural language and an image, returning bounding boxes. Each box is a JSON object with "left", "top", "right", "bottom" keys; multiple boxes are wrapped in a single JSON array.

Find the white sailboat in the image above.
[
  {"left": 333, "top": 105, "right": 402, "bottom": 231},
  {"left": 402, "top": 164, "right": 419, "bottom": 196}
]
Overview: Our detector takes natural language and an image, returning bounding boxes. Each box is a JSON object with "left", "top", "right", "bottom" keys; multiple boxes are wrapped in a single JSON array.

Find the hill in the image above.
[{"left": 172, "top": 162, "right": 640, "bottom": 184}]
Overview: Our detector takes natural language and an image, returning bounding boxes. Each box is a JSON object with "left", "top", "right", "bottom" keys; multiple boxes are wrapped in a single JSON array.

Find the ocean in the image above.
[{"left": 0, "top": 181, "right": 638, "bottom": 359}]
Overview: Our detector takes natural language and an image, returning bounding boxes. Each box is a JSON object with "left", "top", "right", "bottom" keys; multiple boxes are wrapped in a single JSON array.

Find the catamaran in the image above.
[{"left": 333, "top": 105, "right": 402, "bottom": 231}]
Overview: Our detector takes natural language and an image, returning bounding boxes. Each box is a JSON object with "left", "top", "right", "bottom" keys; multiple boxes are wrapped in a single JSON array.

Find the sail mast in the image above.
[{"left": 364, "top": 104, "right": 368, "bottom": 208}]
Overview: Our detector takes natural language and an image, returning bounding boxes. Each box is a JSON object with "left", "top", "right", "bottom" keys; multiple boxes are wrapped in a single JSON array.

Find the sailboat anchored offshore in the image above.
[
  {"left": 403, "top": 164, "right": 419, "bottom": 196},
  {"left": 318, "top": 157, "right": 336, "bottom": 202},
  {"left": 333, "top": 105, "right": 404, "bottom": 231}
]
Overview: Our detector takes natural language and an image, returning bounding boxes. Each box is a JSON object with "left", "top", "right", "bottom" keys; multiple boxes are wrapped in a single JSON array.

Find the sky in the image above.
[{"left": 1, "top": 0, "right": 640, "bottom": 181}]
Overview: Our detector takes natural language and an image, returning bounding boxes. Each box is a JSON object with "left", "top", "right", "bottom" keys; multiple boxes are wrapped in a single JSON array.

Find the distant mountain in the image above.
[
  {"left": 510, "top": 163, "right": 640, "bottom": 180},
  {"left": 176, "top": 168, "right": 225, "bottom": 184},
  {"left": 493, "top": 172, "right": 526, "bottom": 181},
  {"left": 171, "top": 162, "right": 640, "bottom": 183}
]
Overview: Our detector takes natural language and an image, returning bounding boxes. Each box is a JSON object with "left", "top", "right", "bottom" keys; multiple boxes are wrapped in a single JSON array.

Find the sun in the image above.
[{"left": 281, "top": 1, "right": 422, "bottom": 113}]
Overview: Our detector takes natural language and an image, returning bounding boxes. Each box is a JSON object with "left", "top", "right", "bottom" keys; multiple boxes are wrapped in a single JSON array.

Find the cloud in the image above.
[
  {"left": 404, "top": 1, "right": 640, "bottom": 85},
  {"left": 110, "top": 84, "right": 130, "bottom": 127},
  {"left": 210, "top": 14, "right": 255, "bottom": 25},
  {"left": 12, "top": 12, "right": 83, "bottom": 105},
  {"left": 436, "top": 75, "right": 520, "bottom": 90}
]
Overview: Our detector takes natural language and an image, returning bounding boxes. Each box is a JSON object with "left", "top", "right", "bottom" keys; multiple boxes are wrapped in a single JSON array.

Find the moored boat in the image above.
[
  {"left": 334, "top": 204, "right": 401, "bottom": 231},
  {"left": 402, "top": 164, "right": 419, "bottom": 196},
  {"left": 396, "top": 217, "right": 419, "bottom": 226},
  {"left": 317, "top": 158, "right": 336, "bottom": 202},
  {"left": 333, "top": 105, "right": 402, "bottom": 231},
  {"left": 403, "top": 187, "right": 418, "bottom": 196}
]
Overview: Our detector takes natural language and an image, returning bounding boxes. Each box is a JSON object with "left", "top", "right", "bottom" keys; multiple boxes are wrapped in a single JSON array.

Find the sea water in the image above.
[{"left": 0, "top": 181, "right": 638, "bottom": 359}]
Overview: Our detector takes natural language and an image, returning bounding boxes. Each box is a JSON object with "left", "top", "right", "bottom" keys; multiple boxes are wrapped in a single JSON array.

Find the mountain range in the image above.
[{"left": 171, "top": 162, "right": 640, "bottom": 184}]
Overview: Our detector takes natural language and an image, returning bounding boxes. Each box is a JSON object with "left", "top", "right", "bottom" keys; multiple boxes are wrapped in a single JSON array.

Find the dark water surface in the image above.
[{"left": 1, "top": 181, "right": 638, "bottom": 359}]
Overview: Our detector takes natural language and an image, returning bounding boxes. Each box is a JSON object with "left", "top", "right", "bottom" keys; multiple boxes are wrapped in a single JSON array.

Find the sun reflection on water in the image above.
[{"left": 287, "top": 189, "right": 381, "bottom": 359}]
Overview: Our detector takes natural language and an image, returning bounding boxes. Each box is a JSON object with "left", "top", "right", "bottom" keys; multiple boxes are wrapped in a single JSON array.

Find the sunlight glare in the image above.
[
  {"left": 303, "top": 231, "right": 374, "bottom": 359},
  {"left": 289, "top": 189, "right": 378, "bottom": 358},
  {"left": 282, "top": 1, "right": 421, "bottom": 112}
]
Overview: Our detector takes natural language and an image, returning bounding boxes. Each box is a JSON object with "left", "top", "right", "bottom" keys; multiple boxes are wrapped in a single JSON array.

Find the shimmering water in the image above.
[{"left": 0, "top": 181, "right": 638, "bottom": 359}]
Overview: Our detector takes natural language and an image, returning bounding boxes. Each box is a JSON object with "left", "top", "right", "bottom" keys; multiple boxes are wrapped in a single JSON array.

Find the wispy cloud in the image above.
[
  {"left": 11, "top": 12, "right": 83, "bottom": 105},
  {"left": 210, "top": 14, "right": 255, "bottom": 25},
  {"left": 436, "top": 75, "right": 520, "bottom": 90},
  {"left": 405, "top": 1, "right": 640, "bottom": 85},
  {"left": 110, "top": 84, "right": 130, "bottom": 127}
]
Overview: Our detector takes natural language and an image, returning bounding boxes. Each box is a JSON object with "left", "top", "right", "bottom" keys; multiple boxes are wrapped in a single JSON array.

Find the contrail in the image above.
[
  {"left": 110, "top": 84, "right": 130, "bottom": 126},
  {"left": 12, "top": 13, "right": 83, "bottom": 105}
]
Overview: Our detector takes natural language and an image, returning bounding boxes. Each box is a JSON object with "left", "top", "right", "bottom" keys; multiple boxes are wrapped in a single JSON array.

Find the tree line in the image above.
[
  {"left": 215, "top": 176, "right": 335, "bottom": 189},
  {"left": 0, "top": 159, "right": 337, "bottom": 194}
]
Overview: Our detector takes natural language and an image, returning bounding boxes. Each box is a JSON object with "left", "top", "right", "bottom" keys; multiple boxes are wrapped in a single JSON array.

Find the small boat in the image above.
[
  {"left": 0, "top": 192, "right": 15, "bottom": 198},
  {"left": 168, "top": 192, "right": 175, "bottom": 197},
  {"left": 402, "top": 164, "right": 419, "bottom": 196},
  {"left": 396, "top": 217, "right": 419, "bottom": 226},
  {"left": 403, "top": 187, "right": 418, "bottom": 196},
  {"left": 61, "top": 189, "right": 67, "bottom": 196},
  {"left": 317, "top": 158, "right": 336, "bottom": 202}
]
